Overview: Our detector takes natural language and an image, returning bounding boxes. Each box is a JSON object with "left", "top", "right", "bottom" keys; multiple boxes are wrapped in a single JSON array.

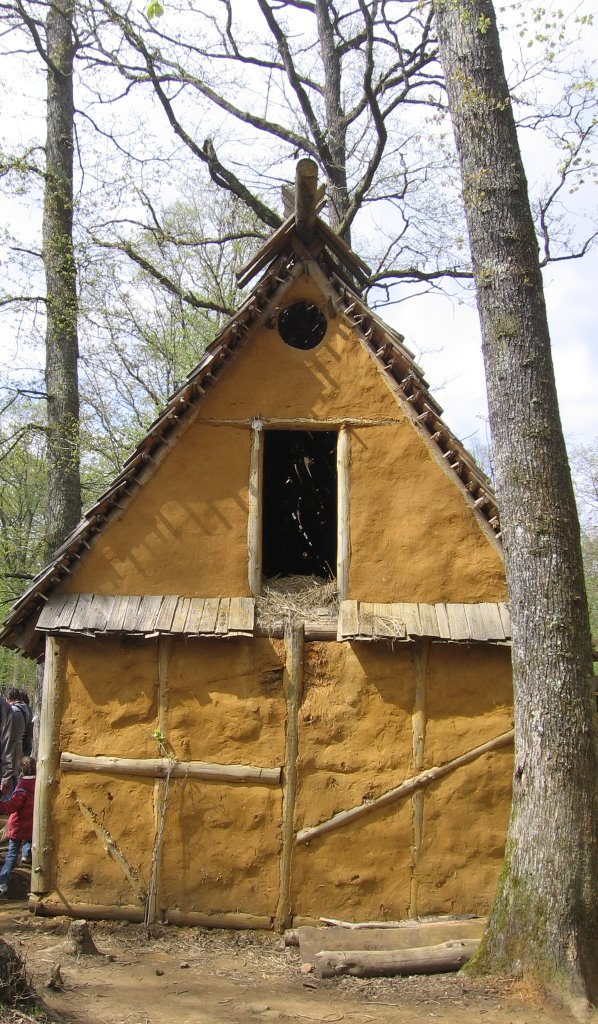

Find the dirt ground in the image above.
[{"left": 0, "top": 870, "right": 579, "bottom": 1024}]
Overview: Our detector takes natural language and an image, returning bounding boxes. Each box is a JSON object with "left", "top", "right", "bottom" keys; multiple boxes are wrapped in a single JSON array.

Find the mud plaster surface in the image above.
[
  {"left": 349, "top": 425, "right": 505, "bottom": 603},
  {"left": 63, "top": 423, "right": 252, "bottom": 597},
  {"left": 61, "top": 277, "right": 503, "bottom": 604},
  {"left": 49, "top": 634, "right": 513, "bottom": 922}
]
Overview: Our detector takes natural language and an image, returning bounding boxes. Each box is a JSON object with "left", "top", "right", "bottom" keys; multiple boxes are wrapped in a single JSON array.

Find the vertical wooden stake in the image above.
[
  {"left": 31, "top": 636, "right": 65, "bottom": 895},
  {"left": 409, "top": 638, "right": 430, "bottom": 919},
  {"left": 248, "top": 420, "right": 264, "bottom": 597},
  {"left": 337, "top": 425, "right": 351, "bottom": 601},
  {"left": 146, "top": 636, "right": 172, "bottom": 926},
  {"left": 275, "top": 621, "right": 304, "bottom": 932}
]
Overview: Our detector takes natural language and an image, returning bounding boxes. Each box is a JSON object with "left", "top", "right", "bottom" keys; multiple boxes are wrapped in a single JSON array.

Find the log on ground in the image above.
[
  {"left": 299, "top": 919, "right": 485, "bottom": 964},
  {"left": 314, "top": 938, "right": 479, "bottom": 978}
]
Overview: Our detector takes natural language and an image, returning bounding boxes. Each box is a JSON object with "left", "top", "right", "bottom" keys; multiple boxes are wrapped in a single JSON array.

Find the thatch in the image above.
[{"left": 256, "top": 576, "right": 338, "bottom": 630}]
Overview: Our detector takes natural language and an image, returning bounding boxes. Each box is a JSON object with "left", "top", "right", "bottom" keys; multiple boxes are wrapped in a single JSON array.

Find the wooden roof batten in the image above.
[{"left": 0, "top": 160, "right": 501, "bottom": 659}]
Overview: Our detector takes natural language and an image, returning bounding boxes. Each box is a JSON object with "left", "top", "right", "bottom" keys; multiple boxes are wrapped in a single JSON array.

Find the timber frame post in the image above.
[
  {"left": 248, "top": 419, "right": 264, "bottom": 597},
  {"left": 31, "top": 635, "right": 65, "bottom": 895},
  {"left": 145, "top": 635, "right": 173, "bottom": 925},
  {"left": 275, "top": 620, "right": 304, "bottom": 932},
  {"left": 337, "top": 425, "right": 351, "bottom": 601},
  {"left": 409, "top": 638, "right": 430, "bottom": 918}
]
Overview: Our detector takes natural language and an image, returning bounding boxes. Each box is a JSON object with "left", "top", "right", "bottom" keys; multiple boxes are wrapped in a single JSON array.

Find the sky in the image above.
[{"left": 388, "top": 243, "right": 598, "bottom": 451}]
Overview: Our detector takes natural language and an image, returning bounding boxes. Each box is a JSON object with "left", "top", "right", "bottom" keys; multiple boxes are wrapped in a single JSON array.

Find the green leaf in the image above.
[{"left": 147, "top": 1, "right": 164, "bottom": 20}]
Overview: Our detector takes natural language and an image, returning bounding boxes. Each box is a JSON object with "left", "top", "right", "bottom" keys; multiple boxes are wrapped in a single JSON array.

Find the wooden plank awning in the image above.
[
  {"left": 35, "top": 594, "right": 510, "bottom": 644},
  {"left": 337, "top": 601, "right": 511, "bottom": 643},
  {"left": 36, "top": 594, "right": 255, "bottom": 638}
]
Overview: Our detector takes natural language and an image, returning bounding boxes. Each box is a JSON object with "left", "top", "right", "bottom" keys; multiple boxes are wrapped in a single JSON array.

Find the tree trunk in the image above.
[
  {"left": 43, "top": 0, "right": 81, "bottom": 558},
  {"left": 433, "top": 0, "right": 598, "bottom": 1007},
  {"left": 315, "top": 0, "right": 350, "bottom": 241}
]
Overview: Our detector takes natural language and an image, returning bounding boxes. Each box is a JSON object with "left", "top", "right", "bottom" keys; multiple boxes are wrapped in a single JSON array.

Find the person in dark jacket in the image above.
[
  {"left": 0, "top": 697, "right": 17, "bottom": 796},
  {"left": 0, "top": 755, "right": 36, "bottom": 895},
  {"left": 6, "top": 688, "right": 34, "bottom": 757},
  {"left": 5, "top": 690, "right": 35, "bottom": 862}
]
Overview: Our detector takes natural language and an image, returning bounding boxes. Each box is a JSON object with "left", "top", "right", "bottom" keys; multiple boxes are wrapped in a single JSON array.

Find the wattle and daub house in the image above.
[{"left": 0, "top": 161, "right": 513, "bottom": 930}]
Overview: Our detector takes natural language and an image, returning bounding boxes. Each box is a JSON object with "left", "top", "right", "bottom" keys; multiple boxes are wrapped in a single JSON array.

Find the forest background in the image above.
[{"left": 0, "top": 0, "right": 596, "bottom": 687}]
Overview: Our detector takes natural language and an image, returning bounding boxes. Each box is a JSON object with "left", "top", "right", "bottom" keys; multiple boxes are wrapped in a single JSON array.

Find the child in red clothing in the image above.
[{"left": 0, "top": 755, "right": 36, "bottom": 895}]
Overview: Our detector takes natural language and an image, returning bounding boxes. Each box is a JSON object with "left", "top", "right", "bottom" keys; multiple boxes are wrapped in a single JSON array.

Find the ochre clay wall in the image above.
[
  {"left": 53, "top": 637, "right": 160, "bottom": 906},
  {"left": 46, "top": 635, "right": 512, "bottom": 924},
  {"left": 49, "top": 635, "right": 286, "bottom": 915},
  {"left": 349, "top": 425, "right": 505, "bottom": 602},
  {"left": 291, "top": 641, "right": 512, "bottom": 922},
  {"left": 197, "top": 278, "right": 399, "bottom": 423},
  {"left": 417, "top": 644, "right": 513, "bottom": 917},
  {"left": 292, "top": 642, "right": 416, "bottom": 921},
  {"left": 63, "top": 424, "right": 252, "bottom": 597},
  {"left": 159, "top": 638, "right": 285, "bottom": 915},
  {"left": 63, "top": 275, "right": 504, "bottom": 603}
]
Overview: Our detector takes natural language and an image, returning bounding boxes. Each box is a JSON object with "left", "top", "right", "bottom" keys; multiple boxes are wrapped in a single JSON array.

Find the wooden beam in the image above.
[
  {"left": 77, "top": 799, "right": 146, "bottom": 904},
  {"left": 248, "top": 420, "right": 264, "bottom": 597},
  {"left": 30, "top": 897, "right": 146, "bottom": 923},
  {"left": 295, "top": 729, "right": 514, "bottom": 846},
  {"left": 275, "top": 621, "right": 304, "bottom": 932},
  {"left": 294, "top": 158, "right": 319, "bottom": 242},
  {"left": 337, "top": 426, "right": 351, "bottom": 601},
  {"left": 165, "top": 909, "right": 273, "bottom": 930},
  {"left": 146, "top": 636, "right": 173, "bottom": 925},
  {"left": 410, "top": 639, "right": 430, "bottom": 919},
  {"left": 314, "top": 939, "right": 479, "bottom": 978},
  {"left": 60, "top": 752, "right": 282, "bottom": 784},
  {"left": 31, "top": 636, "right": 65, "bottom": 896},
  {"left": 298, "top": 919, "right": 486, "bottom": 960}
]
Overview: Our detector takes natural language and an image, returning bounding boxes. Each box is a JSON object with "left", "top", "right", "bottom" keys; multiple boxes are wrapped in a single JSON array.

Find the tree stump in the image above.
[{"left": 63, "top": 919, "right": 103, "bottom": 956}]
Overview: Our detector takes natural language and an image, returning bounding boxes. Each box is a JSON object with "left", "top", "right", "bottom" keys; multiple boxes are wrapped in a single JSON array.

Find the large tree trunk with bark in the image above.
[
  {"left": 315, "top": 0, "right": 349, "bottom": 239},
  {"left": 43, "top": 0, "right": 81, "bottom": 558},
  {"left": 433, "top": 0, "right": 598, "bottom": 1007}
]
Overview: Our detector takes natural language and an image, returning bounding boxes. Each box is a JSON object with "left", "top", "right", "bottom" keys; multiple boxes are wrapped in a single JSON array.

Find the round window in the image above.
[{"left": 277, "top": 301, "right": 327, "bottom": 350}]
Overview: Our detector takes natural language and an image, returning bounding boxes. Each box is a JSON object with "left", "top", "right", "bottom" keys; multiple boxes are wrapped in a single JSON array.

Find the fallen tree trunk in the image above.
[
  {"left": 314, "top": 939, "right": 479, "bottom": 978},
  {"left": 299, "top": 920, "right": 485, "bottom": 965}
]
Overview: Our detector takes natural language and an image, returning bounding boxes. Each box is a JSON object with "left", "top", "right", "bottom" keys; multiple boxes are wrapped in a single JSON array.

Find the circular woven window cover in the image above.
[{"left": 278, "top": 300, "right": 327, "bottom": 350}]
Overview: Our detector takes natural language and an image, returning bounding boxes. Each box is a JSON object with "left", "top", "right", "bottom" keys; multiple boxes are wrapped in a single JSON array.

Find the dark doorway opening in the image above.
[{"left": 262, "top": 430, "right": 337, "bottom": 580}]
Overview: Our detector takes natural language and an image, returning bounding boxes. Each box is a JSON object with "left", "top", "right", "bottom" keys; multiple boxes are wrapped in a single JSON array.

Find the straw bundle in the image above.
[{"left": 257, "top": 575, "right": 338, "bottom": 630}]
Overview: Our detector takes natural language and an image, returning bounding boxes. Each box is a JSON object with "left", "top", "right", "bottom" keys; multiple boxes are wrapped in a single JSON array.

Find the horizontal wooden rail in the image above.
[
  {"left": 29, "top": 898, "right": 273, "bottom": 930},
  {"left": 295, "top": 729, "right": 514, "bottom": 845},
  {"left": 60, "top": 751, "right": 282, "bottom": 785}
]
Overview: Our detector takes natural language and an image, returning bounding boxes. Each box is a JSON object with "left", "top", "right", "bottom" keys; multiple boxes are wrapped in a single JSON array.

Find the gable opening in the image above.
[
  {"left": 262, "top": 430, "right": 337, "bottom": 581},
  {"left": 277, "top": 300, "right": 327, "bottom": 350}
]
